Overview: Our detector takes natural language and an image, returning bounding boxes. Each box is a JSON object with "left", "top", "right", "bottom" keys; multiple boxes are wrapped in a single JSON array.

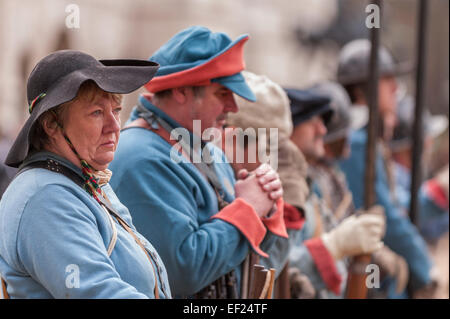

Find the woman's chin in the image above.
[{"left": 90, "top": 154, "right": 114, "bottom": 171}]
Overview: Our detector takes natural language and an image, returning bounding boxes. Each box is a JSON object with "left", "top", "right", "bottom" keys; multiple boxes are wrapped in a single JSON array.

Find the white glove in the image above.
[{"left": 321, "top": 208, "right": 385, "bottom": 261}]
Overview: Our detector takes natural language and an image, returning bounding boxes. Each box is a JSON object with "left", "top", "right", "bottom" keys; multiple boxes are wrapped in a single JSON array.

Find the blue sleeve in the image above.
[
  {"left": 260, "top": 228, "right": 303, "bottom": 277},
  {"left": 375, "top": 166, "right": 432, "bottom": 289},
  {"left": 112, "top": 158, "right": 250, "bottom": 296},
  {"left": 418, "top": 188, "right": 449, "bottom": 242},
  {"left": 288, "top": 243, "right": 330, "bottom": 293},
  {"left": 17, "top": 185, "right": 148, "bottom": 299}
]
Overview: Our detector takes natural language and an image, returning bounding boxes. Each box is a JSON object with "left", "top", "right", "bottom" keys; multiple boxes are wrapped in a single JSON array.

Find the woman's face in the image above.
[{"left": 61, "top": 90, "right": 122, "bottom": 170}]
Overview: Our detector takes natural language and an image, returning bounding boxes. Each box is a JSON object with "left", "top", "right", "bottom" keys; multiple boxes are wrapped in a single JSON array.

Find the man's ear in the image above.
[{"left": 172, "top": 87, "right": 189, "bottom": 104}]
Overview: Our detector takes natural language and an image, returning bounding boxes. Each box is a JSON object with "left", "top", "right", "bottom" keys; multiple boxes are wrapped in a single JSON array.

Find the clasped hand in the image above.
[{"left": 234, "top": 163, "right": 283, "bottom": 218}]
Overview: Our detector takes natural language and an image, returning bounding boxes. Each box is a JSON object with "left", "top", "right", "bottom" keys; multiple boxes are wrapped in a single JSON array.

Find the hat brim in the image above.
[
  {"left": 338, "top": 60, "right": 414, "bottom": 85},
  {"left": 212, "top": 72, "right": 257, "bottom": 102},
  {"left": 6, "top": 60, "right": 159, "bottom": 167},
  {"left": 292, "top": 104, "right": 334, "bottom": 127}
]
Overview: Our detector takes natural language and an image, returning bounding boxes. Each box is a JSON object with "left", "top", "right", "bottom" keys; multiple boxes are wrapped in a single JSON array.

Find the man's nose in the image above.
[
  {"left": 316, "top": 117, "right": 327, "bottom": 136},
  {"left": 224, "top": 95, "right": 239, "bottom": 113}
]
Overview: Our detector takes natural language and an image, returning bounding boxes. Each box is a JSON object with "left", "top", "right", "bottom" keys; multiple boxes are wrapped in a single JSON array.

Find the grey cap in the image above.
[
  {"left": 310, "top": 81, "right": 366, "bottom": 143},
  {"left": 389, "top": 94, "right": 449, "bottom": 151},
  {"left": 337, "top": 39, "right": 412, "bottom": 85}
]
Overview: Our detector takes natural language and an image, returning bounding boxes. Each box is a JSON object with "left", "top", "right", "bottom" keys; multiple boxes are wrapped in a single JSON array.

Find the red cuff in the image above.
[
  {"left": 283, "top": 203, "right": 306, "bottom": 230},
  {"left": 305, "top": 237, "right": 342, "bottom": 295},
  {"left": 211, "top": 198, "right": 268, "bottom": 258},
  {"left": 261, "top": 198, "right": 288, "bottom": 238},
  {"left": 424, "top": 179, "right": 449, "bottom": 210}
]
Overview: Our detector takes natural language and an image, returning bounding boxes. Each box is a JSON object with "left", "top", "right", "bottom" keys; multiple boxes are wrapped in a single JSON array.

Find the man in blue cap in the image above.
[
  {"left": 109, "top": 26, "right": 286, "bottom": 298},
  {"left": 285, "top": 87, "right": 386, "bottom": 298}
]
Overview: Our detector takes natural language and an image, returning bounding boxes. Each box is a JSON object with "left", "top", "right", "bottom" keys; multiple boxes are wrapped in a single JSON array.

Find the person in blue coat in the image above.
[
  {"left": 286, "top": 86, "right": 386, "bottom": 299},
  {"left": 0, "top": 50, "right": 171, "bottom": 299},
  {"left": 337, "top": 39, "right": 433, "bottom": 298},
  {"left": 389, "top": 94, "right": 449, "bottom": 243},
  {"left": 109, "top": 26, "right": 285, "bottom": 298}
]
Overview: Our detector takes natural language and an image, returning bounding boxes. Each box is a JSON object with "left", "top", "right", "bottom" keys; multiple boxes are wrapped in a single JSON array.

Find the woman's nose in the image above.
[{"left": 103, "top": 110, "right": 121, "bottom": 133}]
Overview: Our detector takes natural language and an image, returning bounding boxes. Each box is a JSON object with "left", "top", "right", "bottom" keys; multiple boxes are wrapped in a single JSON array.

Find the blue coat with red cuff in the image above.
[
  {"left": 260, "top": 192, "right": 346, "bottom": 297},
  {"left": 288, "top": 188, "right": 348, "bottom": 298},
  {"left": 109, "top": 97, "right": 286, "bottom": 297}
]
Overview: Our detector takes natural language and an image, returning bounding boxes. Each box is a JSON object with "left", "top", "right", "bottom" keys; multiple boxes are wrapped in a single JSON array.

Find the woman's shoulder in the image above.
[
  {"left": 0, "top": 169, "right": 98, "bottom": 270},
  {"left": 0, "top": 168, "right": 95, "bottom": 223}
]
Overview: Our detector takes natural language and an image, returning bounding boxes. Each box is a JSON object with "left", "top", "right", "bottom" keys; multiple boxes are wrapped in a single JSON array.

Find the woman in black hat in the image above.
[{"left": 0, "top": 50, "right": 171, "bottom": 299}]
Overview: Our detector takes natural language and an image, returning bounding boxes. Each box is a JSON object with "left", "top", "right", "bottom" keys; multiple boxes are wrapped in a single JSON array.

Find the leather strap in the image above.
[{"left": 1, "top": 276, "right": 9, "bottom": 299}]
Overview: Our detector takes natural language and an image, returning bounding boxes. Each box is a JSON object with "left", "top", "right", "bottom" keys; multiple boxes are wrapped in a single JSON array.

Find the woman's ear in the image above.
[{"left": 41, "top": 113, "right": 60, "bottom": 138}]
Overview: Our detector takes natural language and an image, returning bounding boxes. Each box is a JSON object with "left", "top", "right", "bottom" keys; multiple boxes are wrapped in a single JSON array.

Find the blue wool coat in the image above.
[
  {"left": 109, "top": 97, "right": 277, "bottom": 297},
  {"left": 0, "top": 152, "right": 171, "bottom": 299},
  {"left": 339, "top": 128, "right": 432, "bottom": 291},
  {"left": 394, "top": 163, "right": 449, "bottom": 242}
]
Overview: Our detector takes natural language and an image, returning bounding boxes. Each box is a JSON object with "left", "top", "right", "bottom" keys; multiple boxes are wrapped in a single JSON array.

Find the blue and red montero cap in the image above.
[{"left": 145, "top": 26, "right": 256, "bottom": 102}]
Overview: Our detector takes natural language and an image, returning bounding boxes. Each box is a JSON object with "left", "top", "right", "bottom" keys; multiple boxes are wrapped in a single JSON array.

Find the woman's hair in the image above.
[{"left": 31, "top": 80, "right": 122, "bottom": 152}]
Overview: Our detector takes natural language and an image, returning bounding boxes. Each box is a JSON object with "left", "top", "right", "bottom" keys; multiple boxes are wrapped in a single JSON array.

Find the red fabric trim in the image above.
[
  {"left": 211, "top": 198, "right": 268, "bottom": 258},
  {"left": 424, "top": 179, "right": 449, "bottom": 210},
  {"left": 304, "top": 237, "right": 342, "bottom": 295},
  {"left": 145, "top": 37, "right": 248, "bottom": 92},
  {"left": 261, "top": 198, "right": 288, "bottom": 238},
  {"left": 283, "top": 203, "right": 305, "bottom": 230}
]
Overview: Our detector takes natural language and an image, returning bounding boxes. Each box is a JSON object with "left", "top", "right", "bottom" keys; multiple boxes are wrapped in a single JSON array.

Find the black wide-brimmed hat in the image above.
[{"left": 5, "top": 50, "right": 159, "bottom": 168}]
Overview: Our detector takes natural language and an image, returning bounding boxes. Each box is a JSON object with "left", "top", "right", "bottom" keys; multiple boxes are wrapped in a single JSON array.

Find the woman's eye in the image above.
[
  {"left": 113, "top": 107, "right": 122, "bottom": 114},
  {"left": 91, "top": 110, "right": 102, "bottom": 116}
]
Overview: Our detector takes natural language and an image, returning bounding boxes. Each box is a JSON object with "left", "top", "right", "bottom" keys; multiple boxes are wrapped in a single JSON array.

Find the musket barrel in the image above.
[
  {"left": 345, "top": 0, "right": 382, "bottom": 299},
  {"left": 410, "top": 0, "right": 429, "bottom": 226}
]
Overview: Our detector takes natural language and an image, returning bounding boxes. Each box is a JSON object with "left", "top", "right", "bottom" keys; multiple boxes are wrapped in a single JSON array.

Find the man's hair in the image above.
[
  {"left": 153, "top": 86, "right": 206, "bottom": 104},
  {"left": 324, "top": 137, "right": 348, "bottom": 159},
  {"left": 343, "top": 82, "right": 370, "bottom": 104},
  {"left": 31, "top": 80, "right": 122, "bottom": 151}
]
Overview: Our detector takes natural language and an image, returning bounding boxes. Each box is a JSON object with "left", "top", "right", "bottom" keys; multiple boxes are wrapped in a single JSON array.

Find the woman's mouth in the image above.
[{"left": 100, "top": 141, "right": 115, "bottom": 148}]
